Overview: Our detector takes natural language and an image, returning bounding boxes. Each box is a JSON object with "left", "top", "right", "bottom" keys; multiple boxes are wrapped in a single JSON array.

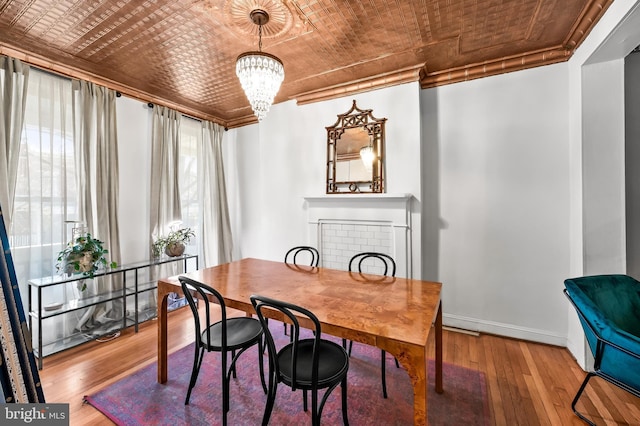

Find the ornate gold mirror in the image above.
[{"left": 326, "top": 100, "right": 386, "bottom": 193}]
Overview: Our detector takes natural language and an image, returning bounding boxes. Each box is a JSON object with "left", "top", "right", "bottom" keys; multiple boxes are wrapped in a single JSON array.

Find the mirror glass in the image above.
[
  {"left": 335, "top": 127, "right": 371, "bottom": 182},
  {"left": 326, "top": 101, "right": 386, "bottom": 193}
]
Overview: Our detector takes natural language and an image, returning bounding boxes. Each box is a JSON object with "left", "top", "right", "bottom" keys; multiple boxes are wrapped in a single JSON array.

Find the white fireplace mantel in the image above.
[
  {"left": 304, "top": 193, "right": 412, "bottom": 219},
  {"left": 304, "top": 193, "right": 413, "bottom": 203},
  {"left": 304, "top": 193, "right": 413, "bottom": 277}
]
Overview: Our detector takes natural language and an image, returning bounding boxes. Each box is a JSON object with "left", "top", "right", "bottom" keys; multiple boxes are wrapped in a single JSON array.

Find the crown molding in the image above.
[
  {"left": 420, "top": 47, "right": 570, "bottom": 89},
  {"left": 294, "top": 66, "right": 422, "bottom": 106}
]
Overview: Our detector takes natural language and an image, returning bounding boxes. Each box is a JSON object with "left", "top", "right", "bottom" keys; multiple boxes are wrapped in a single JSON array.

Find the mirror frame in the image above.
[{"left": 326, "top": 100, "right": 386, "bottom": 193}]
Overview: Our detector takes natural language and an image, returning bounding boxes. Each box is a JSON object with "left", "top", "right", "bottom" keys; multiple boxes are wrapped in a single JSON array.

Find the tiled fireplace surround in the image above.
[{"left": 304, "top": 194, "right": 413, "bottom": 278}]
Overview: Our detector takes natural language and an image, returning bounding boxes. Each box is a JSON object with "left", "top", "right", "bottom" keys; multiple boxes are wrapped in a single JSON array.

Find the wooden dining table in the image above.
[{"left": 156, "top": 257, "right": 443, "bottom": 425}]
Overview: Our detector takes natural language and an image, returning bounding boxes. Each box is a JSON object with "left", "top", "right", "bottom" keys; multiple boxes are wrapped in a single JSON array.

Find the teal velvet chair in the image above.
[{"left": 564, "top": 274, "right": 640, "bottom": 425}]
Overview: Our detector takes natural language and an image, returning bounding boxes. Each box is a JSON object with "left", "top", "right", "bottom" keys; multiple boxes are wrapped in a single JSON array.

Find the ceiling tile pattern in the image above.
[{"left": 0, "top": 0, "right": 611, "bottom": 127}]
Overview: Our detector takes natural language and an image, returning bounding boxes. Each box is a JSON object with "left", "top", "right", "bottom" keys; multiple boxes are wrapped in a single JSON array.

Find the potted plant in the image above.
[
  {"left": 56, "top": 233, "right": 117, "bottom": 290},
  {"left": 152, "top": 227, "right": 195, "bottom": 258}
]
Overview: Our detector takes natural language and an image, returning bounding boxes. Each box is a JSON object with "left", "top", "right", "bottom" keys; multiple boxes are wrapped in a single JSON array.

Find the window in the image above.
[{"left": 178, "top": 116, "right": 200, "bottom": 257}]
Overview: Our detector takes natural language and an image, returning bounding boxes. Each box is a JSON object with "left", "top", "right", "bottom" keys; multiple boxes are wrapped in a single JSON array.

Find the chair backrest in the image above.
[
  {"left": 250, "top": 294, "right": 322, "bottom": 390},
  {"left": 564, "top": 274, "right": 640, "bottom": 338},
  {"left": 180, "top": 276, "right": 228, "bottom": 349},
  {"left": 348, "top": 252, "right": 396, "bottom": 277},
  {"left": 284, "top": 246, "right": 319, "bottom": 267},
  {"left": 564, "top": 274, "right": 640, "bottom": 391}
]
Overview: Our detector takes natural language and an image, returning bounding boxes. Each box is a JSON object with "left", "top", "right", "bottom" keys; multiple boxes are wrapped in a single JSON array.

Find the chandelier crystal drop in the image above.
[{"left": 235, "top": 9, "right": 284, "bottom": 122}]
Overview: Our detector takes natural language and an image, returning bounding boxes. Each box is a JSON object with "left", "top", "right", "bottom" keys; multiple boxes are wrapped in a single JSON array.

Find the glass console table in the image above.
[{"left": 28, "top": 254, "right": 198, "bottom": 369}]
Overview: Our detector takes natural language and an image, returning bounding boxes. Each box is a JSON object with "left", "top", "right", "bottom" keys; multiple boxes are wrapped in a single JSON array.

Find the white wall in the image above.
[
  {"left": 421, "top": 64, "right": 571, "bottom": 345},
  {"left": 582, "top": 60, "right": 626, "bottom": 275},
  {"left": 225, "top": 84, "right": 423, "bottom": 276},
  {"left": 224, "top": 123, "right": 264, "bottom": 260},
  {"left": 116, "top": 96, "right": 153, "bottom": 263}
]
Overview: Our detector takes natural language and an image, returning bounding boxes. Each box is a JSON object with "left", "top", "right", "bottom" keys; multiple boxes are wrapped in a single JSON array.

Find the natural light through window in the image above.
[{"left": 179, "top": 117, "right": 200, "bottom": 256}]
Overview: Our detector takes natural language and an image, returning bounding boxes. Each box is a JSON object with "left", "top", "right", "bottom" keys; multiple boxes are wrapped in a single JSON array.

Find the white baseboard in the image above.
[
  {"left": 443, "top": 313, "right": 568, "bottom": 347},
  {"left": 443, "top": 325, "right": 480, "bottom": 336}
]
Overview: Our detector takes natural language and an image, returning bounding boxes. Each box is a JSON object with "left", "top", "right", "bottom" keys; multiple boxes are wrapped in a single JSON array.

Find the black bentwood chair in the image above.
[
  {"left": 251, "top": 294, "right": 350, "bottom": 426},
  {"left": 346, "top": 251, "right": 399, "bottom": 399},
  {"left": 284, "top": 246, "right": 320, "bottom": 267},
  {"left": 180, "top": 276, "right": 267, "bottom": 425},
  {"left": 283, "top": 246, "right": 320, "bottom": 338}
]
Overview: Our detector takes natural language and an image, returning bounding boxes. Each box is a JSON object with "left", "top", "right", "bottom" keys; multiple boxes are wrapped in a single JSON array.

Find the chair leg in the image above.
[
  {"left": 283, "top": 321, "right": 296, "bottom": 342},
  {"left": 185, "top": 346, "right": 205, "bottom": 405},
  {"left": 263, "top": 319, "right": 269, "bottom": 354},
  {"left": 261, "top": 376, "right": 278, "bottom": 426},
  {"left": 571, "top": 372, "right": 597, "bottom": 426},
  {"left": 341, "top": 339, "right": 353, "bottom": 356},
  {"left": 222, "top": 366, "right": 229, "bottom": 426},
  {"left": 231, "top": 349, "right": 237, "bottom": 378},
  {"left": 258, "top": 337, "right": 267, "bottom": 394},
  {"left": 222, "top": 349, "right": 230, "bottom": 417},
  {"left": 311, "top": 388, "right": 319, "bottom": 426},
  {"left": 341, "top": 376, "right": 349, "bottom": 426},
  {"left": 381, "top": 349, "right": 388, "bottom": 399},
  {"left": 303, "top": 389, "right": 308, "bottom": 412}
]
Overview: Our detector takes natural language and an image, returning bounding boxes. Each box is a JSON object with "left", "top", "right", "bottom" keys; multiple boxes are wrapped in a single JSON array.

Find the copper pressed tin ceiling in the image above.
[{"left": 0, "top": 0, "right": 612, "bottom": 128}]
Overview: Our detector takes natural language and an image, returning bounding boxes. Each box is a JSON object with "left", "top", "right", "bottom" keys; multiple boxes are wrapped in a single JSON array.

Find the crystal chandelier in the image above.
[{"left": 235, "top": 9, "right": 284, "bottom": 122}]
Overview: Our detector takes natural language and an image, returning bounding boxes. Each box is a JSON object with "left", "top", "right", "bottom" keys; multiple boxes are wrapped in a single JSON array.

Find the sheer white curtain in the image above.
[
  {"left": 201, "top": 120, "right": 233, "bottom": 266},
  {"left": 10, "top": 69, "right": 77, "bottom": 321},
  {"left": 71, "top": 80, "right": 122, "bottom": 329},
  {"left": 178, "top": 117, "right": 199, "bottom": 256},
  {"left": 0, "top": 56, "right": 29, "bottom": 232}
]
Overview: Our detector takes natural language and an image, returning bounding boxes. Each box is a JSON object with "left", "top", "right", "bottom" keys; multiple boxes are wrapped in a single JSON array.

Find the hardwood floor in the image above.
[{"left": 39, "top": 307, "right": 640, "bottom": 425}]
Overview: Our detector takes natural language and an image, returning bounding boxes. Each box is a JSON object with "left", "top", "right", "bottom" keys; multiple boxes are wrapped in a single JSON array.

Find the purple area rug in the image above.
[{"left": 85, "top": 327, "right": 490, "bottom": 425}]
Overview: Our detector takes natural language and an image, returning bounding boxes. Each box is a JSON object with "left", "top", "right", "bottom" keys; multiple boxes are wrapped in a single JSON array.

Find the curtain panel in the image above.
[
  {"left": 71, "top": 80, "right": 122, "bottom": 329},
  {"left": 71, "top": 80, "right": 121, "bottom": 262},
  {"left": 10, "top": 69, "right": 76, "bottom": 330},
  {"left": 0, "top": 56, "right": 29, "bottom": 232},
  {"left": 150, "top": 105, "right": 182, "bottom": 248},
  {"left": 201, "top": 120, "right": 233, "bottom": 266}
]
